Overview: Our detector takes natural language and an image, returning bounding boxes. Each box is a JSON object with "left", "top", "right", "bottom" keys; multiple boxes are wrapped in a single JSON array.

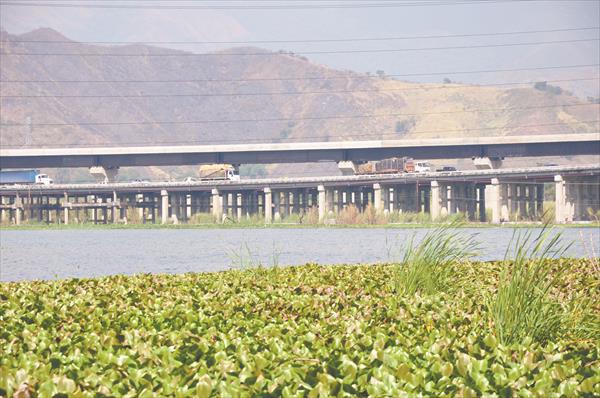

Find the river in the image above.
[{"left": 0, "top": 227, "right": 598, "bottom": 282}]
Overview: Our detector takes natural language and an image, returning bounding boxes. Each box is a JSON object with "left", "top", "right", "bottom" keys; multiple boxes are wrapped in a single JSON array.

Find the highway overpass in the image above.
[
  {"left": 1, "top": 165, "right": 598, "bottom": 225},
  {"left": 1, "top": 134, "right": 599, "bottom": 169}
]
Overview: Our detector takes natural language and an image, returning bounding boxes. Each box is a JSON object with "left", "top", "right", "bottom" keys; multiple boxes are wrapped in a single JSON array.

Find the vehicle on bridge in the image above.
[
  {"left": 436, "top": 166, "right": 457, "bottom": 172},
  {"left": 198, "top": 164, "right": 240, "bottom": 181},
  {"left": 414, "top": 161, "right": 432, "bottom": 173},
  {"left": 357, "top": 157, "right": 415, "bottom": 175},
  {"left": 0, "top": 169, "right": 53, "bottom": 185}
]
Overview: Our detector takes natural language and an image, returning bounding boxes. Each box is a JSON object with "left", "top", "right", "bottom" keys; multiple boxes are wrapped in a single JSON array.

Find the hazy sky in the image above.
[{"left": 1, "top": 0, "right": 599, "bottom": 93}]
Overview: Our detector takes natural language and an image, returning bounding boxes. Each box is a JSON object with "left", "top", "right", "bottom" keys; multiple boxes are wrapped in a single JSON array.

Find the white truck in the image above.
[
  {"left": 0, "top": 169, "right": 53, "bottom": 185},
  {"left": 414, "top": 161, "right": 432, "bottom": 173}
]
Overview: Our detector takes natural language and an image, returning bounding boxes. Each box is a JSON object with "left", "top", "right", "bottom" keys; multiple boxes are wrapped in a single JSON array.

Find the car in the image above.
[
  {"left": 131, "top": 179, "right": 150, "bottom": 184},
  {"left": 436, "top": 166, "right": 457, "bottom": 172},
  {"left": 183, "top": 176, "right": 198, "bottom": 183}
]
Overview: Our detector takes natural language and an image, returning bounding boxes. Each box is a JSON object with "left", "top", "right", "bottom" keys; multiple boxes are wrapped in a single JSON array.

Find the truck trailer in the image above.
[
  {"left": 0, "top": 169, "right": 53, "bottom": 185},
  {"left": 356, "top": 157, "right": 415, "bottom": 175}
]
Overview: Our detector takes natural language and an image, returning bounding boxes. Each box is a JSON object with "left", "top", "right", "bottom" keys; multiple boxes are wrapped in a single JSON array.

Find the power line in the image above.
[
  {"left": 4, "top": 38, "right": 597, "bottom": 56},
  {"left": 0, "top": 1, "right": 561, "bottom": 11},
  {"left": 2, "top": 64, "right": 597, "bottom": 84},
  {"left": 2, "top": 78, "right": 597, "bottom": 99},
  {"left": 3, "top": 122, "right": 596, "bottom": 148},
  {"left": 1, "top": 104, "right": 596, "bottom": 127},
  {"left": 3, "top": 26, "right": 597, "bottom": 45}
]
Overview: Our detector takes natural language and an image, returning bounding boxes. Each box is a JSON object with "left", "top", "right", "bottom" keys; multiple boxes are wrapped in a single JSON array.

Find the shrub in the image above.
[{"left": 335, "top": 204, "right": 362, "bottom": 224}]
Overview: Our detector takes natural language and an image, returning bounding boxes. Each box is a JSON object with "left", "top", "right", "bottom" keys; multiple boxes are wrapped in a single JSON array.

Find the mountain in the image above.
[{"left": 1, "top": 28, "right": 598, "bottom": 180}]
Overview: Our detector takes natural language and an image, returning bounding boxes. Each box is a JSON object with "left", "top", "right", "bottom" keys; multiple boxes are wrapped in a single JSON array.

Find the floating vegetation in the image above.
[{"left": 0, "top": 259, "right": 598, "bottom": 396}]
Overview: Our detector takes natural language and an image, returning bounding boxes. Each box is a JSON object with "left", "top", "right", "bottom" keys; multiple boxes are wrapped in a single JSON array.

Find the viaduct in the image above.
[
  {"left": 0, "top": 166, "right": 598, "bottom": 226},
  {"left": 0, "top": 134, "right": 599, "bottom": 225}
]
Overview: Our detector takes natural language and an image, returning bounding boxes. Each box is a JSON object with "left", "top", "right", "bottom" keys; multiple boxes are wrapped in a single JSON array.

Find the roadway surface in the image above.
[
  {"left": 1, "top": 134, "right": 599, "bottom": 168},
  {"left": 1, "top": 165, "right": 598, "bottom": 195}
]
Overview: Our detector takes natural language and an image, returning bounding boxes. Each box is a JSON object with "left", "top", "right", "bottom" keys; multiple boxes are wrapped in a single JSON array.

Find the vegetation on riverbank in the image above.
[
  {"left": 1, "top": 229, "right": 598, "bottom": 396},
  {"left": 1, "top": 216, "right": 598, "bottom": 231}
]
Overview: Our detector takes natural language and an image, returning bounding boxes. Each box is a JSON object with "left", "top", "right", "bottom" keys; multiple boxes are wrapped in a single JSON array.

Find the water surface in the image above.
[{"left": 1, "top": 227, "right": 597, "bottom": 282}]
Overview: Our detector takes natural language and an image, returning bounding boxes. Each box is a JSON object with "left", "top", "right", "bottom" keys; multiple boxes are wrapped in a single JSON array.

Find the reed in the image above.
[
  {"left": 487, "top": 227, "right": 570, "bottom": 344},
  {"left": 394, "top": 223, "right": 479, "bottom": 295}
]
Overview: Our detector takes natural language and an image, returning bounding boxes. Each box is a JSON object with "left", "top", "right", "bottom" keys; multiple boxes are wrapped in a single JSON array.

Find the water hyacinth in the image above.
[{"left": 0, "top": 260, "right": 598, "bottom": 397}]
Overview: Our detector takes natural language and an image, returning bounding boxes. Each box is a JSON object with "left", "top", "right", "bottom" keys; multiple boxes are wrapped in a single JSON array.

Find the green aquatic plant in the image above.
[
  {"left": 0, "top": 260, "right": 598, "bottom": 396},
  {"left": 394, "top": 223, "right": 479, "bottom": 295},
  {"left": 487, "top": 228, "right": 571, "bottom": 345}
]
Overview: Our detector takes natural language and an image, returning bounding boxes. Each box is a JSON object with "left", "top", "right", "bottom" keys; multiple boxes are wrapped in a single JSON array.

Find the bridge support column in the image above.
[
  {"left": 488, "top": 178, "right": 502, "bottom": 224},
  {"left": 211, "top": 189, "right": 222, "bottom": 222},
  {"left": 273, "top": 191, "right": 281, "bottom": 222},
  {"left": 473, "top": 156, "right": 502, "bottom": 169},
  {"left": 466, "top": 183, "right": 477, "bottom": 220},
  {"left": 317, "top": 185, "right": 326, "bottom": 222},
  {"left": 326, "top": 188, "right": 334, "bottom": 216},
  {"left": 1, "top": 195, "right": 8, "bottom": 224},
  {"left": 186, "top": 194, "right": 192, "bottom": 220},
  {"left": 236, "top": 193, "right": 243, "bottom": 220},
  {"left": 555, "top": 175, "right": 568, "bottom": 223},
  {"left": 14, "top": 194, "right": 22, "bottom": 225},
  {"left": 430, "top": 181, "right": 441, "bottom": 221},
  {"left": 63, "top": 192, "right": 69, "bottom": 225},
  {"left": 476, "top": 184, "right": 486, "bottom": 222},
  {"left": 373, "top": 184, "right": 382, "bottom": 213},
  {"left": 160, "top": 190, "right": 169, "bottom": 224},
  {"left": 264, "top": 188, "right": 272, "bottom": 224},
  {"left": 89, "top": 166, "right": 119, "bottom": 184}
]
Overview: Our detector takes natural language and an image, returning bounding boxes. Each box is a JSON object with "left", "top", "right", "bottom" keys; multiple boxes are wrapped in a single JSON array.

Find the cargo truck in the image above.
[
  {"left": 356, "top": 157, "right": 415, "bottom": 175},
  {"left": 197, "top": 164, "right": 240, "bottom": 181},
  {"left": 0, "top": 169, "right": 53, "bottom": 185}
]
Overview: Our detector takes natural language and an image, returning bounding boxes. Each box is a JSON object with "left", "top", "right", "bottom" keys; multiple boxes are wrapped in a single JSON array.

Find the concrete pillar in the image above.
[
  {"left": 336, "top": 189, "right": 343, "bottom": 212},
  {"left": 477, "top": 184, "right": 486, "bottom": 222},
  {"left": 326, "top": 188, "right": 334, "bottom": 215},
  {"left": 555, "top": 175, "right": 566, "bottom": 223},
  {"left": 264, "top": 188, "right": 272, "bottom": 224},
  {"left": 373, "top": 184, "right": 382, "bottom": 213},
  {"left": 489, "top": 178, "right": 501, "bottom": 224},
  {"left": 500, "top": 184, "right": 509, "bottom": 222},
  {"left": 283, "top": 191, "right": 291, "bottom": 217},
  {"left": 63, "top": 192, "right": 69, "bottom": 225},
  {"left": 383, "top": 187, "right": 391, "bottom": 215},
  {"left": 112, "top": 191, "right": 118, "bottom": 223},
  {"left": 160, "top": 190, "right": 169, "bottom": 224},
  {"left": 212, "top": 189, "right": 222, "bottom": 221},
  {"left": 536, "top": 184, "right": 544, "bottom": 219},
  {"left": 430, "top": 181, "right": 441, "bottom": 221},
  {"left": 186, "top": 194, "right": 192, "bottom": 220},
  {"left": 236, "top": 193, "right": 243, "bottom": 220},
  {"left": 15, "top": 194, "right": 22, "bottom": 225},
  {"left": 465, "top": 183, "right": 476, "bottom": 220},
  {"left": 0, "top": 196, "right": 6, "bottom": 224},
  {"left": 271, "top": 191, "right": 279, "bottom": 221},
  {"left": 318, "top": 185, "right": 326, "bottom": 222}
]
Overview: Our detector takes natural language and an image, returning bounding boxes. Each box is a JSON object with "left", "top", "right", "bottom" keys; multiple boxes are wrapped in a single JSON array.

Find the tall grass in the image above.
[
  {"left": 487, "top": 228, "right": 570, "bottom": 345},
  {"left": 394, "top": 224, "right": 479, "bottom": 295}
]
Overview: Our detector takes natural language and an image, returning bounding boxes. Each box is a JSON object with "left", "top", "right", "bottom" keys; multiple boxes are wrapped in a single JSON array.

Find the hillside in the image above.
[{"left": 1, "top": 28, "right": 598, "bottom": 180}]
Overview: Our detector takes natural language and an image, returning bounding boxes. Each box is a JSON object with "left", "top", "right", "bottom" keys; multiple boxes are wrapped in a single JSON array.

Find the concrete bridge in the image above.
[
  {"left": 1, "top": 165, "right": 598, "bottom": 225},
  {"left": 1, "top": 134, "right": 599, "bottom": 170}
]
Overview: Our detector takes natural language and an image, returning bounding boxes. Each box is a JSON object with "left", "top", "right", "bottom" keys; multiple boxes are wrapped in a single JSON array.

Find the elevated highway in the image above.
[
  {"left": 1, "top": 165, "right": 598, "bottom": 226},
  {"left": 1, "top": 134, "right": 599, "bottom": 169},
  {"left": 0, "top": 164, "right": 597, "bottom": 194}
]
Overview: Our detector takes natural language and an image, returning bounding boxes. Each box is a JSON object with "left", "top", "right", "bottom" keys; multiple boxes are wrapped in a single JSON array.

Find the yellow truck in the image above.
[{"left": 197, "top": 164, "right": 240, "bottom": 181}]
